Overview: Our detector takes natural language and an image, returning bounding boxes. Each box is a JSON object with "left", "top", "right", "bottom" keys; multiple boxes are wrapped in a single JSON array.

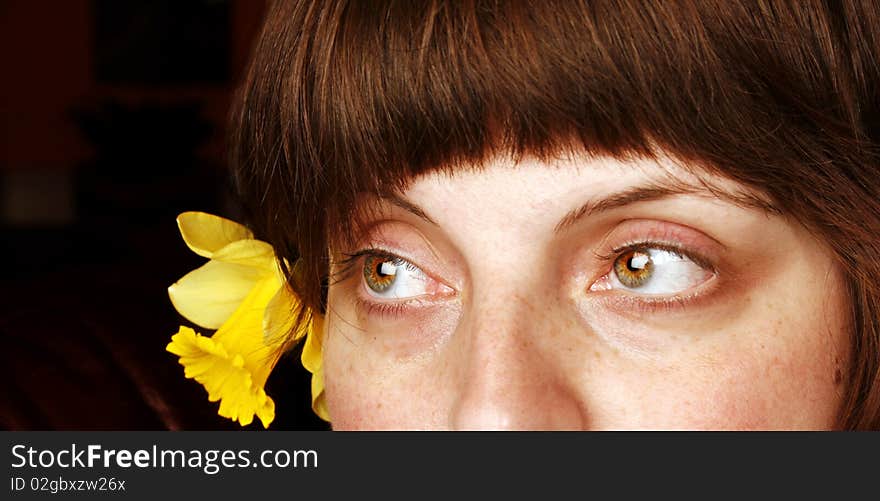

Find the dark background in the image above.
[{"left": 0, "top": 0, "right": 328, "bottom": 430}]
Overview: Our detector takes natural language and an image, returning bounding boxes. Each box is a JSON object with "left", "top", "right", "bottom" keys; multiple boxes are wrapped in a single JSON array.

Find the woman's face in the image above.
[{"left": 322, "top": 154, "right": 849, "bottom": 430}]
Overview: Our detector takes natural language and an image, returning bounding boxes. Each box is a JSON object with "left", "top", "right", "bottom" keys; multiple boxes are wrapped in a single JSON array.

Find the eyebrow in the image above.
[
  {"left": 380, "top": 179, "right": 778, "bottom": 233},
  {"left": 553, "top": 180, "right": 779, "bottom": 234},
  {"left": 381, "top": 193, "right": 439, "bottom": 225}
]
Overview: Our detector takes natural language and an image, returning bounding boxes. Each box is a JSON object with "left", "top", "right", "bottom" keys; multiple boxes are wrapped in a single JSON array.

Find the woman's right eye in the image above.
[{"left": 362, "top": 254, "right": 434, "bottom": 299}]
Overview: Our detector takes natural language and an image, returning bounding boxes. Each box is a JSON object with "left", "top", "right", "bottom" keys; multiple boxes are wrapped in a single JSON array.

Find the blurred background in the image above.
[{"left": 0, "top": 0, "right": 327, "bottom": 430}]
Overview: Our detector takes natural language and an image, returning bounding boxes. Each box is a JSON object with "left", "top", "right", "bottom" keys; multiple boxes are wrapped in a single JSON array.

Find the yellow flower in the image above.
[
  {"left": 301, "top": 313, "right": 329, "bottom": 421},
  {"left": 165, "top": 211, "right": 328, "bottom": 427}
]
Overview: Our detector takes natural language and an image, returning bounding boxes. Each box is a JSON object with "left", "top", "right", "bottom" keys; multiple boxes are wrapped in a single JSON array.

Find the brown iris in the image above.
[
  {"left": 613, "top": 249, "right": 654, "bottom": 288},
  {"left": 363, "top": 255, "right": 398, "bottom": 292}
]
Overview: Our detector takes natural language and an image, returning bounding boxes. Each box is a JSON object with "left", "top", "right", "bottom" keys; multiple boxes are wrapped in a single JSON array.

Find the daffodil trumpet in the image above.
[{"left": 166, "top": 211, "right": 329, "bottom": 428}]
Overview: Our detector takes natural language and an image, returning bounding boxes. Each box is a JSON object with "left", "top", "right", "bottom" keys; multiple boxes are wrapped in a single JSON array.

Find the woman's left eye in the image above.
[
  {"left": 590, "top": 247, "right": 714, "bottom": 295},
  {"left": 362, "top": 254, "right": 432, "bottom": 299}
]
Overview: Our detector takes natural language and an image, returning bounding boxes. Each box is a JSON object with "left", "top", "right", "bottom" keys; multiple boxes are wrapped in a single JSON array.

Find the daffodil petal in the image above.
[
  {"left": 166, "top": 274, "right": 282, "bottom": 428},
  {"left": 212, "top": 274, "right": 281, "bottom": 359},
  {"left": 168, "top": 259, "right": 273, "bottom": 330},
  {"left": 301, "top": 315, "right": 324, "bottom": 374},
  {"left": 263, "top": 286, "right": 298, "bottom": 348},
  {"left": 311, "top": 364, "right": 330, "bottom": 422},
  {"left": 212, "top": 239, "right": 278, "bottom": 271},
  {"left": 300, "top": 314, "right": 328, "bottom": 421},
  {"left": 177, "top": 211, "right": 253, "bottom": 259},
  {"left": 166, "top": 327, "right": 276, "bottom": 428},
  {"left": 204, "top": 273, "right": 282, "bottom": 427}
]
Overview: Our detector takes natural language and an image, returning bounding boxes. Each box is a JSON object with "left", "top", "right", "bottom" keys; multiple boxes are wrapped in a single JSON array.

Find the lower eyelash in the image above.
[
  {"left": 592, "top": 274, "right": 719, "bottom": 314},
  {"left": 354, "top": 295, "right": 429, "bottom": 319}
]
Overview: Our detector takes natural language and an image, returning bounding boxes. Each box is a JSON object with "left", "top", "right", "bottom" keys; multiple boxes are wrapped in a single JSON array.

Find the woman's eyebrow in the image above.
[
  {"left": 380, "top": 193, "right": 439, "bottom": 226},
  {"left": 553, "top": 180, "right": 779, "bottom": 234}
]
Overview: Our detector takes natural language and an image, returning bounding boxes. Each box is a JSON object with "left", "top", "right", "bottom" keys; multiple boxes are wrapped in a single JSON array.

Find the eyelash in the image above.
[
  {"left": 353, "top": 296, "right": 428, "bottom": 318},
  {"left": 594, "top": 239, "right": 716, "bottom": 273},
  {"left": 331, "top": 247, "right": 389, "bottom": 285}
]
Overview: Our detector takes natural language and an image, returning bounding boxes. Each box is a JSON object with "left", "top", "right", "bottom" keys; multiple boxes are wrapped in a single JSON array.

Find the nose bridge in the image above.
[
  {"left": 449, "top": 272, "right": 587, "bottom": 430},
  {"left": 461, "top": 261, "right": 546, "bottom": 373},
  {"left": 464, "top": 287, "right": 536, "bottom": 375}
]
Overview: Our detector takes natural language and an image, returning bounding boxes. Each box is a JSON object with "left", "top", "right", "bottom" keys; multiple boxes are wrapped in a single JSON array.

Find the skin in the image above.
[{"left": 321, "top": 153, "right": 849, "bottom": 430}]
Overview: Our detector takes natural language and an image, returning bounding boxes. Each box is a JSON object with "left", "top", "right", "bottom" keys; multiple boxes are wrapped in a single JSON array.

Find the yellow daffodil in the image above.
[
  {"left": 301, "top": 313, "right": 328, "bottom": 420},
  {"left": 165, "top": 211, "right": 328, "bottom": 428}
]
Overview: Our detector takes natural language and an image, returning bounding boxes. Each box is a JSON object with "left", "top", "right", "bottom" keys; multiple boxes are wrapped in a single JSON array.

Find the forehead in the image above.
[
  {"left": 401, "top": 153, "right": 766, "bottom": 222},
  {"left": 346, "top": 153, "right": 777, "bottom": 265}
]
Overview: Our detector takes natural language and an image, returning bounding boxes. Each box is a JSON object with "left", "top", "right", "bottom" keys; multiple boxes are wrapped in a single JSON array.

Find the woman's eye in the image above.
[
  {"left": 590, "top": 247, "right": 713, "bottom": 295},
  {"left": 363, "top": 254, "right": 432, "bottom": 299}
]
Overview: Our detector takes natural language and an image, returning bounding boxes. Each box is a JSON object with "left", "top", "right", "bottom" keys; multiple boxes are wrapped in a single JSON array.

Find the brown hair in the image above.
[{"left": 229, "top": 0, "right": 880, "bottom": 429}]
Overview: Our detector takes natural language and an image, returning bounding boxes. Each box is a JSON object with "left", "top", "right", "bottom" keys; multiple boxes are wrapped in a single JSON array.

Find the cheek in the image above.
[
  {"left": 323, "top": 310, "right": 846, "bottom": 430},
  {"left": 613, "top": 259, "right": 848, "bottom": 430},
  {"left": 322, "top": 312, "right": 453, "bottom": 430},
  {"left": 643, "top": 362, "right": 785, "bottom": 430},
  {"left": 321, "top": 282, "right": 462, "bottom": 429},
  {"left": 633, "top": 313, "right": 845, "bottom": 429},
  {"left": 322, "top": 322, "right": 386, "bottom": 429}
]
